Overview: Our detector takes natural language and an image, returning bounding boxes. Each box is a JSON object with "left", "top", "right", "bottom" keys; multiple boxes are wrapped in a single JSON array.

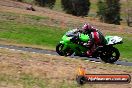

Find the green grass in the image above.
[
  {"left": 115, "top": 34, "right": 132, "bottom": 61},
  {"left": 0, "top": 20, "right": 67, "bottom": 48}
]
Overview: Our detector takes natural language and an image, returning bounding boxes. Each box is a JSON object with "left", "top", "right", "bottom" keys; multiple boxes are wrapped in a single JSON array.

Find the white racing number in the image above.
[{"left": 108, "top": 36, "right": 122, "bottom": 45}]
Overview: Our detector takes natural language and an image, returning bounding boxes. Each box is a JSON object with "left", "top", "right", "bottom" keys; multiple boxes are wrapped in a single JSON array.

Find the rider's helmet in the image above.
[{"left": 82, "top": 23, "right": 92, "bottom": 34}]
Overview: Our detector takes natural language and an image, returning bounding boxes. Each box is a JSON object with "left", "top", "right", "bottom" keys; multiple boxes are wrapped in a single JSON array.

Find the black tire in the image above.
[
  {"left": 100, "top": 47, "right": 120, "bottom": 63},
  {"left": 76, "top": 76, "right": 86, "bottom": 85},
  {"left": 56, "top": 43, "right": 73, "bottom": 56}
]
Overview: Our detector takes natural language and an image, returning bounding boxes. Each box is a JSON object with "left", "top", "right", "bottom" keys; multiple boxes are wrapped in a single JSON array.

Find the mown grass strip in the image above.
[{"left": 0, "top": 20, "right": 67, "bottom": 48}]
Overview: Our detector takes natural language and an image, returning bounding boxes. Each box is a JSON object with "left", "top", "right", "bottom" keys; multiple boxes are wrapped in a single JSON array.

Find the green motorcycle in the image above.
[{"left": 56, "top": 29, "right": 123, "bottom": 63}]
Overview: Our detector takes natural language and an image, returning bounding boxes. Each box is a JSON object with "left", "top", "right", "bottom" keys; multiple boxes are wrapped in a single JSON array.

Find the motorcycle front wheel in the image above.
[{"left": 56, "top": 43, "right": 74, "bottom": 56}]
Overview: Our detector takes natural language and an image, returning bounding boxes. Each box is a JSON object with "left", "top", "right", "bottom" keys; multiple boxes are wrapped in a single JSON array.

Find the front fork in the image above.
[
  {"left": 60, "top": 41, "right": 68, "bottom": 51},
  {"left": 60, "top": 41, "right": 83, "bottom": 55}
]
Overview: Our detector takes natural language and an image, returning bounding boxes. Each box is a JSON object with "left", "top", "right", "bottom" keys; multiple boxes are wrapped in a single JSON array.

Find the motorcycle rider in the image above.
[
  {"left": 81, "top": 23, "right": 107, "bottom": 56},
  {"left": 70, "top": 23, "right": 106, "bottom": 56}
]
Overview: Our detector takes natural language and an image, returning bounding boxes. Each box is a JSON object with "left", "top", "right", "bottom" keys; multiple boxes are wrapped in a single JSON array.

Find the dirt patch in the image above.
[{"left": 0, "top": 48, "right": 131, "bottom": 88}]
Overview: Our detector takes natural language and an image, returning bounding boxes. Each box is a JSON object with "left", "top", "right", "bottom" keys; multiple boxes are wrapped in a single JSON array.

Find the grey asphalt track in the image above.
[{"left": 0, "top": 44, "right": 132, "bottom": 66}]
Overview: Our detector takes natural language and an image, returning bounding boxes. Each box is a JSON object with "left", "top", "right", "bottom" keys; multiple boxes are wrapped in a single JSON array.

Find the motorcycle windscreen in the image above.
[{"left": 62, "top": 35, "right": 72, "bottom": 43}]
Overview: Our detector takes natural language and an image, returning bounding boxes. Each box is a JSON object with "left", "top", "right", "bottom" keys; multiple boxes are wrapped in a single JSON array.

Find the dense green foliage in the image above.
[
  {"left": 97, "top": 0, "right": 121, "bottom": 25},
  {"left": 61, "top": 0, "right": 90, "bottom": 16},
  {"left": 34, "top": 0, "right": 56, "bottom": 9}
]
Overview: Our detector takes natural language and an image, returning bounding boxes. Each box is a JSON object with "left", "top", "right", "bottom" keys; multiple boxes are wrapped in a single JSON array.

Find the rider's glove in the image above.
[
  {"left": 83, "top": 43, "right": 88, "bottom": 46},
  {"left": 83, "top": 43, "right": 91, "bottom": 48}
]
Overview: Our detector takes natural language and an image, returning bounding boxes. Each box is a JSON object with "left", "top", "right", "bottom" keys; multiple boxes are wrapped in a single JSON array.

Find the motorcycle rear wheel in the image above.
[{"left": 100, "top": 47, "right": 120, "bottom": 63}]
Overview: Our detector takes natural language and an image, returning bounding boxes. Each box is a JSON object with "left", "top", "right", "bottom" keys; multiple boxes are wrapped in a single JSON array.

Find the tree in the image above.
[
  {"left": 34, "top": 0, "right": 56, "bottom": 9},
  {"left": 97, "top": 0, "right": 106, "bottom": 22},
  {"left": 97, "top": 0, "right": 121, "bottom": 25},
  {"left": 61, "top": 0, "right": 91, "bottom": 16},
  {"left": 125, "top": 0, "right": 132, "bottom": 27}
]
